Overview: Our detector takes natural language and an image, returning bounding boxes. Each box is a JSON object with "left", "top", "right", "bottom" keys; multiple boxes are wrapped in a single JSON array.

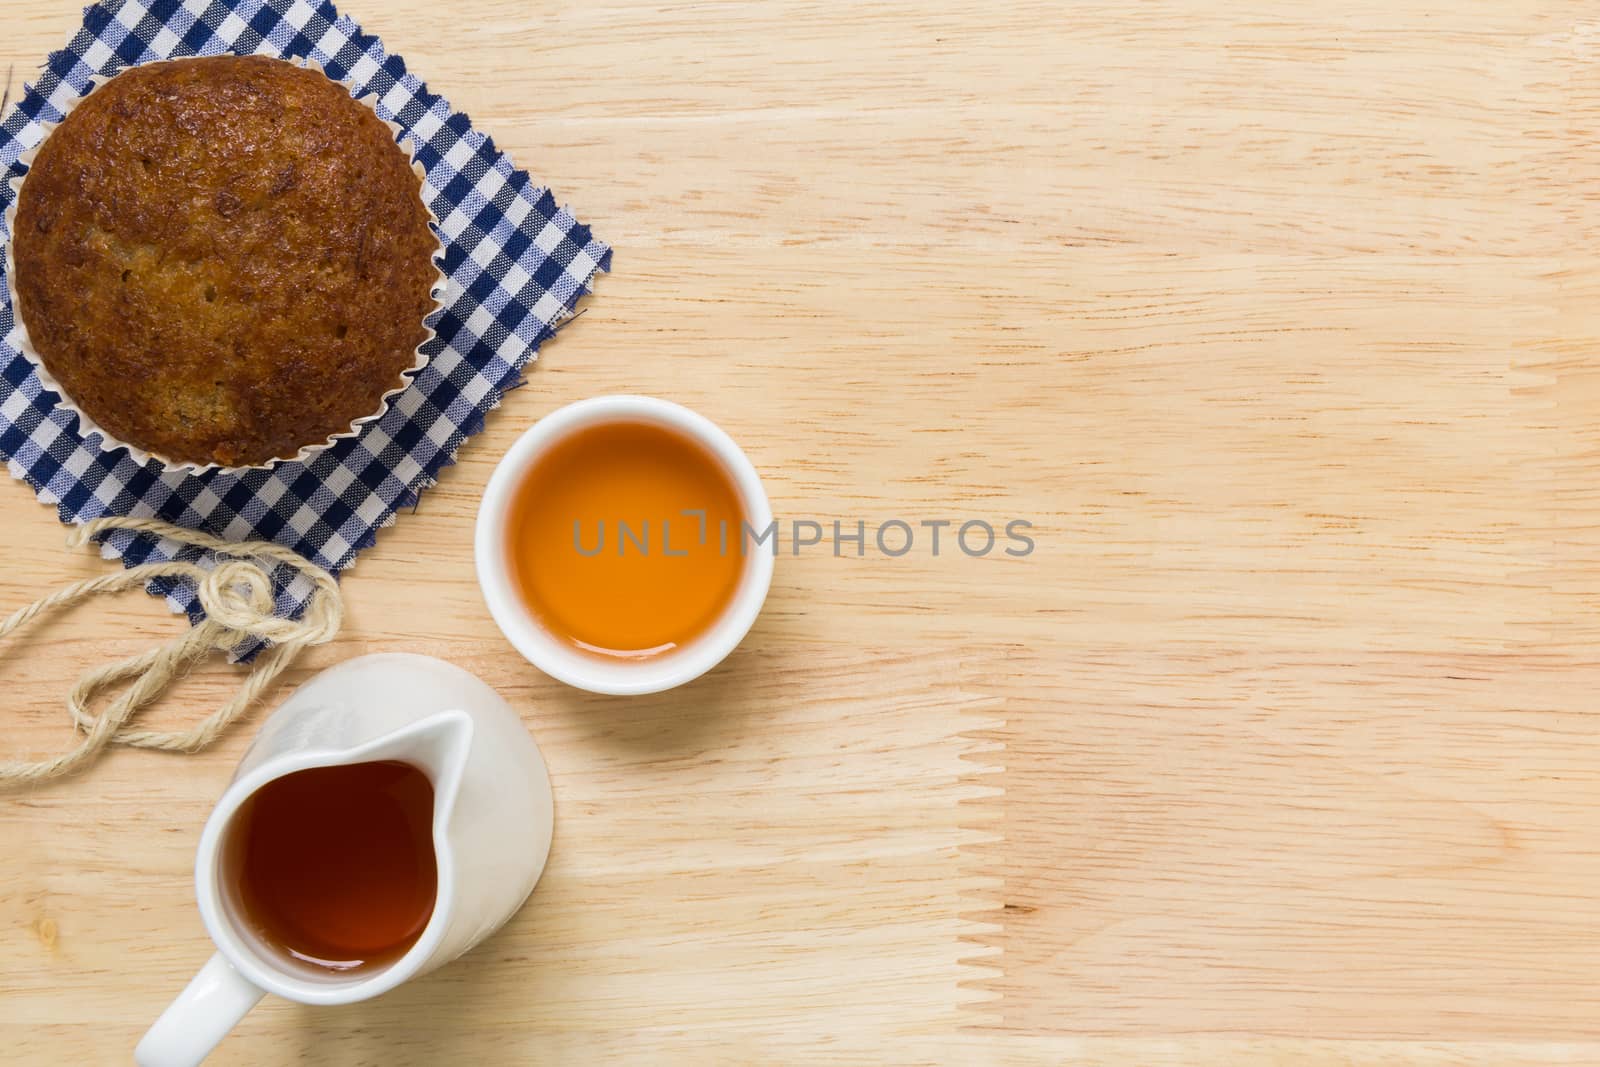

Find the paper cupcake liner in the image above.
[{"left": 1, "top": 55, "right": 447, "bottom": 475}]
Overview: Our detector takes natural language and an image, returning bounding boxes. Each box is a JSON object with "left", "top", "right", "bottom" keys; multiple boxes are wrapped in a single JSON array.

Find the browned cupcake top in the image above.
[{"left": 11, "top": 55, "right": 438, "bottom": 467}]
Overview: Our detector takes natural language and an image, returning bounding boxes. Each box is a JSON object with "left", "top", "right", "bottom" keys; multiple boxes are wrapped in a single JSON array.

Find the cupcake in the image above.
[{"left": 7, "top": 55, "right": 441, "bottom": 470}]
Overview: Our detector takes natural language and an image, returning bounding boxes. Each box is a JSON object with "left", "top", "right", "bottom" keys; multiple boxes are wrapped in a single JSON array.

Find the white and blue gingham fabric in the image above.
[{"left": 0, "top": 0, "right": 610, "bottom": 651}]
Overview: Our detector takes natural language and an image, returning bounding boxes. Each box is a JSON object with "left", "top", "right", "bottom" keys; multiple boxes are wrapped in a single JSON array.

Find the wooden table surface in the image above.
[{"left": 4, "top": 1, "right": 1600, "bottom": 1064}]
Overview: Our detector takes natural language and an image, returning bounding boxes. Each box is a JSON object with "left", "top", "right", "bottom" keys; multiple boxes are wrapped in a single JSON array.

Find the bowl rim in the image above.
[{"left": 473, "top": 394, "right": 775, "bottom": 695}]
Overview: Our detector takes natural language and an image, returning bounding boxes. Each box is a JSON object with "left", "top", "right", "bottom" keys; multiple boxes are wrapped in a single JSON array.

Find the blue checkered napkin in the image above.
[{"left": 0, "top": 0, "right": 610, "bottom": 649}]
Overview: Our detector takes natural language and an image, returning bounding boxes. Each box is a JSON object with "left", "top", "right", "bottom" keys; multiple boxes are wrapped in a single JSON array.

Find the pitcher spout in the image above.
[{"left": 373, "top": 710, "right": 474, "bottom": 803}]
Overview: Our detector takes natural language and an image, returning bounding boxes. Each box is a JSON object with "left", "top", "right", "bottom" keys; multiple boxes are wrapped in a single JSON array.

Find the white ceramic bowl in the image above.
[{"left": 474, "top": 395, "right": 774, "bottom": 695}]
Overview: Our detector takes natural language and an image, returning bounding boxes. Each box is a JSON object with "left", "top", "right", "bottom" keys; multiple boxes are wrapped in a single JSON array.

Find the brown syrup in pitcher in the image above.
[{"left": 226, "top": 760, "right": 437, "bottom": 972}]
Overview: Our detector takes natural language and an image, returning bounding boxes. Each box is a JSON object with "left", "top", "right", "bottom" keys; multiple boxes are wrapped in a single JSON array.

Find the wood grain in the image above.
[
  {"left": 5, "top": 0, "right": 1600, "bottom": 1064},
  {"left": 0, "top": 641, "right": 998, "bottom": 1062}
]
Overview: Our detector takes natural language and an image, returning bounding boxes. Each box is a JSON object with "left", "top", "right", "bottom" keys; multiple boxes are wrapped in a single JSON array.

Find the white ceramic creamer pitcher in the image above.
[{"left": 135, "top": 653, "right": 554, "bottom": 1066}]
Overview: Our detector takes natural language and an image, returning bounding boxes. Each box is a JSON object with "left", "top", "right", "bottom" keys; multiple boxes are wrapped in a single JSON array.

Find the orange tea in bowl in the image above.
[
  {"left": 506, "top": 420, "right": 745, "bottom": 659},
  {"left": 475, "top": 395, "right": 774, "bottom": 695}
]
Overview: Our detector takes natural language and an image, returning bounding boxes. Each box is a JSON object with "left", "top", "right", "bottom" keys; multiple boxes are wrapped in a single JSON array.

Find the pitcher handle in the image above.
[{"left": 136, "top": 952, "right": 265, "bottom": 1066}]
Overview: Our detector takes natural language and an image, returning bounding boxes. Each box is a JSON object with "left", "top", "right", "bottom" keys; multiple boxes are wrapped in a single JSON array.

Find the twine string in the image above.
[{"left": 0, "top": 515, "right": 342, "bottom": 786}]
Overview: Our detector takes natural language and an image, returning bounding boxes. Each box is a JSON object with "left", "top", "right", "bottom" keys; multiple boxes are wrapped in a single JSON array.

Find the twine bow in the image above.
[{"left": 0, "top": 516, "right": 342, "bottom": 786}]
